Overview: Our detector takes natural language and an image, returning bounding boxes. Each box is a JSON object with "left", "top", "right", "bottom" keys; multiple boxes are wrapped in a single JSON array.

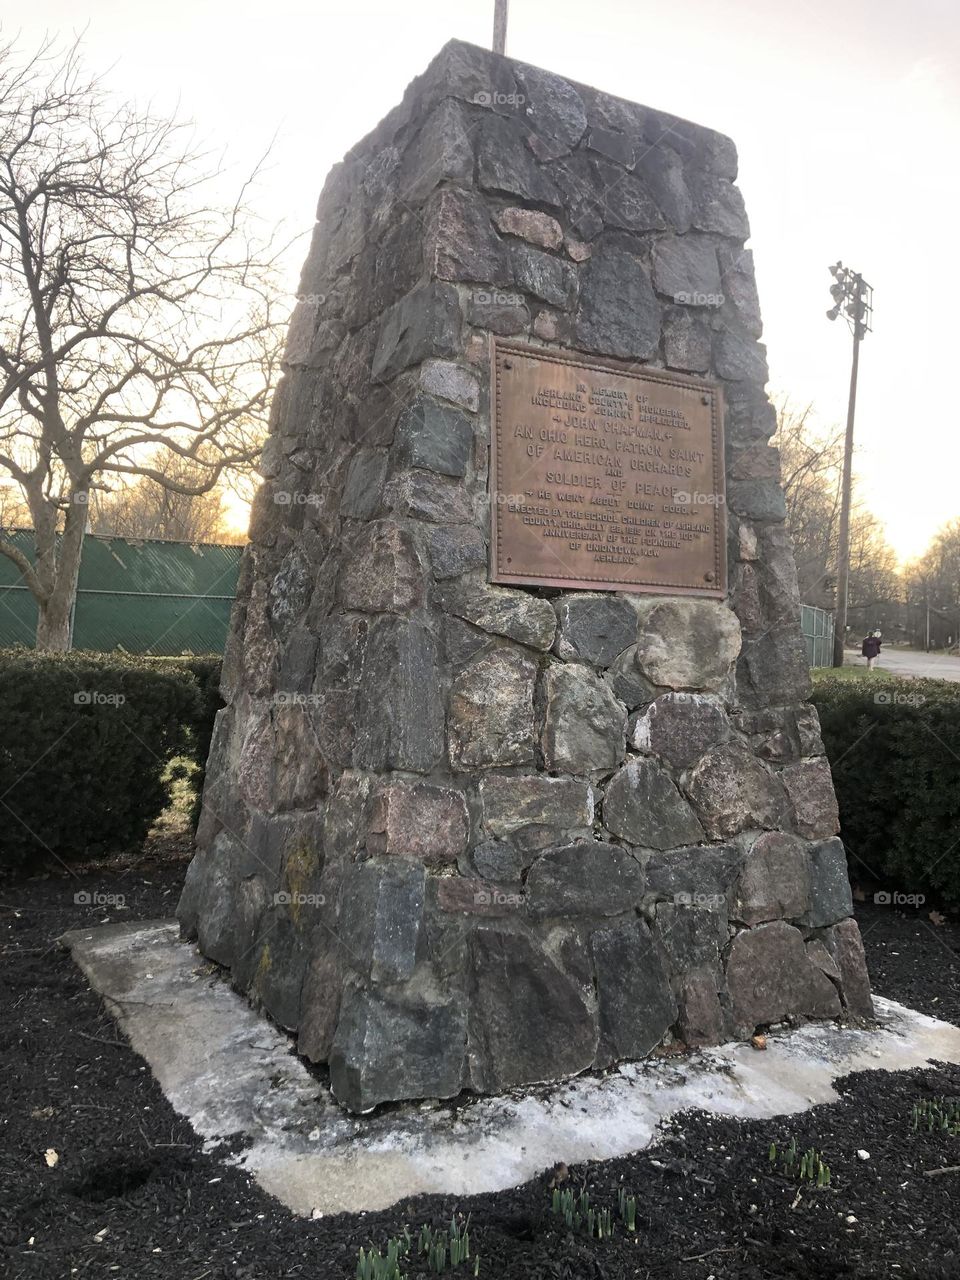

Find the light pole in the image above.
[
  {"left": 493, "top": 0, "right": 509, "bottom": 54},
  {"left": 826, "top": 262, "right": 873, "bottom": 668}
]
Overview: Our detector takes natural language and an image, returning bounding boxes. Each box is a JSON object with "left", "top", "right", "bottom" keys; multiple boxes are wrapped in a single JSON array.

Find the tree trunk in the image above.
[
  {"left": 35, "top": 598, "right": 74, "bottom": 651},
  {"left": 33, "top": 496, "right": 87, "bottom": 652}
]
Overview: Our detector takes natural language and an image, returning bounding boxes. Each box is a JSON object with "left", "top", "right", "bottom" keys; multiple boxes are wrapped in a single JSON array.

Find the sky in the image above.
[{"left": 13, "top": 0, "right": 960, "bottom": 559}]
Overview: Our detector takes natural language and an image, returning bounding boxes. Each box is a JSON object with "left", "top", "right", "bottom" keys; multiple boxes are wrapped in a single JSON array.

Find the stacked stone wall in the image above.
[{"left": 178, "top": 40, "right": 872, "bottom": 1112}]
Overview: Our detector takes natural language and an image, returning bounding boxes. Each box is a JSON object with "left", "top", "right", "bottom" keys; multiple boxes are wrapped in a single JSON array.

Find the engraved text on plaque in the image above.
[{"left": 490, "top": 341, "right": 726, "bottom": 596}]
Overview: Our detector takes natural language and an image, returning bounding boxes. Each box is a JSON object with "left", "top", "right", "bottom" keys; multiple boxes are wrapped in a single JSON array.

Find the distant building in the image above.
[{"left": 0, "top": 531, "right": 242, "bottom": 655}]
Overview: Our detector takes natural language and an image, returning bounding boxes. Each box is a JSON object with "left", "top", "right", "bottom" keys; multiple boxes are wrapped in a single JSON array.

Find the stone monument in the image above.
[{"left": 178, "top": 40, "right": 873, "bottom": 1113}]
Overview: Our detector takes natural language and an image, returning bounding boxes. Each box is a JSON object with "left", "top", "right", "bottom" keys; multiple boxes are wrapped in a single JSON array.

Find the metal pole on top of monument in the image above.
[
  {"left": 493, "top": 0, "right": 509, "bottom": 55},
  {"left": 826, "top": 263, "right": 873, "bottom": 668}
]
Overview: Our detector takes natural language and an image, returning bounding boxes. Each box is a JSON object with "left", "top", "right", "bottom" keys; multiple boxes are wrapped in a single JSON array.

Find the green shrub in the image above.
[
  {"left": 812, "top": 674, "right": 960, "bottom": 906},
  {"left": 142, "top": 654, "right": 223, "bottom": 825},
  {"left": 0, "top": 648, "right": 204, "bottom": 873}
]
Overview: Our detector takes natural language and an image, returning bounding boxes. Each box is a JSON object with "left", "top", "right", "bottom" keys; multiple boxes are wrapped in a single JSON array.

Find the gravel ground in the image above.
[{"left": 2, "top": 850, "right": 959, "bottom": 1280}]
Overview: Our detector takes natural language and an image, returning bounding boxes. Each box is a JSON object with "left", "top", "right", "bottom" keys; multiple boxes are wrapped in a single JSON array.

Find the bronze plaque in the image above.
[{"left": 490, "top": 341, "right": 726, "bottom": 597}]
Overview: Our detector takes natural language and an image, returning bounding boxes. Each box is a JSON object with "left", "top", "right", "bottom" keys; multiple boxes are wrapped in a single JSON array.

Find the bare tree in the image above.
[
  {"left": 903, "top": 519, "right": 960, "bottom": 649},
  {"left": 774, "top": 399, "right": 900, "bottom": 620},
  {"left": 775, "top": 401, "right": 844, "bottom": 604},
  {"left": 87, "top": 452, "right": 231, "bottom": 544},
  {"left": 0, "top": 36, "right": 285, "bottom": 648}
]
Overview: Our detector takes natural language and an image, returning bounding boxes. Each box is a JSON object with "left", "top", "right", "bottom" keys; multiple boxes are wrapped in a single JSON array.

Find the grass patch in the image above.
[{"left": 812, "top": 665, "right": 894, "bottom": 684}]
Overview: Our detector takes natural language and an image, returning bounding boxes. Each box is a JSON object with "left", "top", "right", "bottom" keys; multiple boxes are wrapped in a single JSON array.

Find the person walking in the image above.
[{"left": 862, "top": 630, "right": 882, "bottom": 670}]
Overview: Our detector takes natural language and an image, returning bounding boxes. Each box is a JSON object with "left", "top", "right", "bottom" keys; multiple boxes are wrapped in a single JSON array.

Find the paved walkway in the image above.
[{"left": 847, "top": 646, "right": 960, "bottom": 682}]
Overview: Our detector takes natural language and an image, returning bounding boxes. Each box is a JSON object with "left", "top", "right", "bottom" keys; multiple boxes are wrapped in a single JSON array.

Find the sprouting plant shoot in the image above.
[
  {"left": 911, "top": 1097, "right": 960, "bottom": 1136},
  {"left": 768, "top": 1137, "right": 832, "bottom": 1186},
  {"left": 617, "top": 1186, "right": 637, "bottom": 1231},
  {"left": 550, "top": 1186, "right": 616, "bottom": 1239},
  {"left": 356, "top": 1216, "right": 479, "bottom": 1278}
]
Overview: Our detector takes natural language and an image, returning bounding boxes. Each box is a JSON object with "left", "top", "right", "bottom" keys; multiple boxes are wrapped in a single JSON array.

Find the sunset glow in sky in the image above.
[{"left": 19, "top": 0, "right": 960, "bottom": 559}]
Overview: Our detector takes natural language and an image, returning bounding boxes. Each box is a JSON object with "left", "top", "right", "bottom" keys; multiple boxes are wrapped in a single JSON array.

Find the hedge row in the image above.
[
  {"left": 0, "top": 648, "right": 221, "bottom": 874},
  {"left": 812, "top": 674, "right": 960, "bottom": 908}
]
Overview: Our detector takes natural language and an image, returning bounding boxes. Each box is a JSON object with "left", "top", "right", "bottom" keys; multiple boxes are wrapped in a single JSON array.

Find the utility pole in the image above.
[
  {"left": 493, "top": 0, "right": 509, "bottom": 55},
  {"left": 826, "top": 263, "right": 873, "bottom": 667}
]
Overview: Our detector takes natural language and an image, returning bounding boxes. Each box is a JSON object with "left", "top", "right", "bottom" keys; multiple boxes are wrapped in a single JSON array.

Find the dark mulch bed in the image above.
[{"left": 2, "top": 851, "right": 959, "bottom": 1280}]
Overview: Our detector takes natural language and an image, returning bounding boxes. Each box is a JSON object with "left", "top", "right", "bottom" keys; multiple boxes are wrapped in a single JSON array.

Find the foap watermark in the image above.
[
  {"left": 297, "top": 292, "right": 326, "bottom": 306},
  {"left": 74, "top": 690, "right": 125, "bottom": 707},
  {"left": 471, "top": 890, "right": 522, "bottom": 911},
  {"left": 74, "top": 890, "right": 126, "bottom": 908},
  {"left": 273, "top": 491, "right": 322, "bottom": 507},
  {"left": 487, "top": 489, "right": 535, "bottom": 509},
  {"left": 274, "top": 890, "right": 326, "bottom": 907},
  {"left": 473, "top": 90, "right": 525, "bottom": 107},
  {"left": 272, "top": 691, "right": 322, "bottom": 707},
  {"left": 873, "top": 890, "right": 926, "bottom": 907},
  {"left": 472, "top": 289, "right": 525, "bottom": 308},
  {"left": 673, "top": 490, "right": 726, "bottom": 508},
  {"left": 673, "top": 290, "right": 725, "bottom": 307},
  {"left": 672, "top": 891, "right": 726, "bottom": 908},
  {"left": 874, "top": 691, "right": 926, "bottom": 707}
]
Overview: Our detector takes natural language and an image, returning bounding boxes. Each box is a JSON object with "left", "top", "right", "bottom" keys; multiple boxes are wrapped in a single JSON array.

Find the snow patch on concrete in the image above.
[{"left": 62, "top": 919, "right": 960, "bottom": 1216}]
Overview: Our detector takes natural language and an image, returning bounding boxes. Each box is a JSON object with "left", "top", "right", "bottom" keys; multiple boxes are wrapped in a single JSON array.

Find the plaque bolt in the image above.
[
  {"left": 504, "top": 359, "right": 513, "bottom": 369},
  {"left": 705, "top": 571, "right": 715, "bottom": 582},
  {"left": 701, "top": 394, "right": 710, "bottom": 405}
]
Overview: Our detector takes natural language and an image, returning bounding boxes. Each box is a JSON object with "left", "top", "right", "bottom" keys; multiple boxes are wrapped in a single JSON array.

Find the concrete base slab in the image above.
[{"left": 62, "top": 919, "right": 960, "bottom": 1217}]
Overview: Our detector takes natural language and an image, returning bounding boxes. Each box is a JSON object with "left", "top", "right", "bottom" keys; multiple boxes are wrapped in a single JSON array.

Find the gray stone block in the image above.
[
  {"left": 479, "top": 774, "right": 594, "bottom": 837},
  {"left": 448, "top": 645, "right": 537, "bottom": 768},
  {"left": 591, "top": 919, "right": 678, "bottom": 1067},
  {"left": 634, "top": 598, "right": 741, "bottom": 691},
  {"left": 781, "top": 758, "right": 841, "bottom": 840},
  {"left": 371, "top": 282, "right": 461, "bottom": 381},
  {"left": 355, "top": 616, "right": 444, "bottom": 773},
  {"left": 540, "top": 662, "right": 626, "bottom": 773},
  {"left": 555, "top": 593, "right": 638, "bottom": 667},
  {"left": 395, "top": 397, "right": 473, "bottom": 477},
  {"left": 526, "top": 841, "right": 645, "bottom": 917},
  {"left": 427, "top": 187, "right": 513, "bottom": 286},
  {"left": 511, "top": 243, "right": 576, "bottom": 306},
  {"left": 823, "top": 918, "right": 874, "bottom": 1019},
  {"left": 330, "top": 977, "right": 467, "bottom": 1112},
  {"left": 383, "top": 470, "right": 473, "bottom": 524},
  {"left": 428, "top": 524, "right": 487, "bottom": 580},
  {"left": 603, "top": 758, "right": 704, "bottom": 849},
  {"left": 338, "top": 520, "right": 424, "bottom": 613},
  {"left": 800, "top": 838, "right": 854, "bottom": 929},
  {"left": 514, "top": 62, "right": 588, "bottom": 160},
  {"left": 575, "top": 246, "right": 661, "bottom": 360},
  {"left": 725, "top": 921, "right": 841, "bottom": 1035},
  {"left": 653, "top": 902, "right": 727, "bottom": 971},
  {"left": 651, "top": 237, "right": 722, "bottom": 303},
  {"left": 731, "top": 831, "right": 812, "bottom": 925},
  {"left": 477, "top": 113, "right": 562, "bottom": 206},
  {"left": 630, "top": 692, "right": 730, "bottom": 768},
  {"left": 685, "top": 744, "right": 787, "bottom": 841},
  {"left": 437, "top": 579, "right": 556, "bottom": 649},
  {"left": 467, "top": 927, "right": 597, "bottom": 1091},
  {"left": 339, "top": 858, "right": 426, "bottom": 984}
]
